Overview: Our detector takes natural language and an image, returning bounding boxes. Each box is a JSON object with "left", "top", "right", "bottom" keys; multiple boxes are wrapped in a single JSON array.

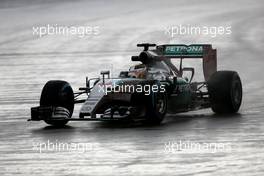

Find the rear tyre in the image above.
[
  {"left": 207, "top": 71, "right": 242, "bottom": 113},
  {"left": 40, "top": 80, "right": 74, "bottom": 126}
]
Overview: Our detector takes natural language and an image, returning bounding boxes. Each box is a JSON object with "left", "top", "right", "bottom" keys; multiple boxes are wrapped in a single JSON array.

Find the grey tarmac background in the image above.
[{"left": 0, "top": 0, "right": 264, "bottom": 175}]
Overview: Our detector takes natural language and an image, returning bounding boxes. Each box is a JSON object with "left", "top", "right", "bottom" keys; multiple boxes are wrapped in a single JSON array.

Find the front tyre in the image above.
[
  {"left": 145, "top": 91, "right": 167, "bottom": 125},
  {"left": 40, "top": 80, "right": 74, "bottom": 126},
  {"left": 207, "top": 71, "right": 242, "bottom": 113}
]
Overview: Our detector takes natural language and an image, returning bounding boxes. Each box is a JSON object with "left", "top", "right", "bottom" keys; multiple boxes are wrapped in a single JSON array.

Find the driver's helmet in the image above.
[{"left": 128, "top": 64, "right": 147, "bottom": 78}]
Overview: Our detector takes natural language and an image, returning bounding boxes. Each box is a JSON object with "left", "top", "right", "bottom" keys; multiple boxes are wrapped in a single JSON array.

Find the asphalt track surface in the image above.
[{"left": 0, "top": 0, "right": 264, "bottom": 175}]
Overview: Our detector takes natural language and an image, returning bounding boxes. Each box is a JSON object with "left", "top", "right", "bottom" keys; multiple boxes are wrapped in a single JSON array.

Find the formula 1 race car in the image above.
[{"left": 30, "top": 43, "right": 242, "bottom": 126}]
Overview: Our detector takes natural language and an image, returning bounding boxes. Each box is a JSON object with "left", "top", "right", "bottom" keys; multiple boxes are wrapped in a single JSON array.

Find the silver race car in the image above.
[{"left": 30, "top": 43, "right": 242, "bottom": 126}]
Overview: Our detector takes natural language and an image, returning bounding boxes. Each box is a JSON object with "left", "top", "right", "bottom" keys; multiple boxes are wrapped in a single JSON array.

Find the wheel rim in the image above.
[{"left": 156, "top": 93, "right": 166, "bottom": 114}]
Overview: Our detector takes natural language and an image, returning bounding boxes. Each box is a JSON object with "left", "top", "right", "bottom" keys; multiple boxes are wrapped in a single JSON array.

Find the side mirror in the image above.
[
  {"left": 100, "top": 70, "right": 110, "bottom": 86},
  {"left": 80, "top": 77, "right": 100, "bottom": 92},
  {"left": 100, "top": 70, "right": 110, "bottom": 78}
]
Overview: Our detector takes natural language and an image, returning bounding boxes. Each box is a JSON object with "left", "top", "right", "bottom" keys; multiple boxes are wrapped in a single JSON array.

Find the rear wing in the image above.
[{"left": 156, "top": 44, "right": 217, "bottom": 81}]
